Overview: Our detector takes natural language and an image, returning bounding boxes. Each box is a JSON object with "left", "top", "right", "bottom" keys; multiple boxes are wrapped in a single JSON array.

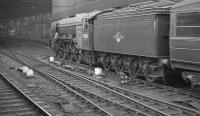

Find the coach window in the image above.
[
  {"left": 176, "top": 12, "right": 200, "bottom": 37},
  {"left": 82, "top": 19, "right": 88, "bottom": 30}
]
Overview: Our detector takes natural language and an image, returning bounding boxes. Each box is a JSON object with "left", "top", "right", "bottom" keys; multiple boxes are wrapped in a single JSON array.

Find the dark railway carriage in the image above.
[{"left": 170, "top": 0, "right": 200, "bottom": 86}]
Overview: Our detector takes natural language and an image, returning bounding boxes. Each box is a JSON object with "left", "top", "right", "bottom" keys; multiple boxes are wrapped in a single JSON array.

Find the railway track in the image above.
[
  {"left": 0, "top": 72, "right": 52, "bottom": 116},
  {"left": 20, "top": 47, "right": 200, "bottom": 109},
  {"left": 1, "top": 50, "right": 200, "bottom": 116},
  {"left": 1, "top": 51, "right": 113, "bottom": 116},
  {"left": 2, "top": 51, "right": 147, "bottom": 115}
]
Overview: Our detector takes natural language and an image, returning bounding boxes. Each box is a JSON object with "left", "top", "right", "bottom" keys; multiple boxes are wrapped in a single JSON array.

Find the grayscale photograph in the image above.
[{"left": 0, "top": 0, "right": 200, "bottom": 116}]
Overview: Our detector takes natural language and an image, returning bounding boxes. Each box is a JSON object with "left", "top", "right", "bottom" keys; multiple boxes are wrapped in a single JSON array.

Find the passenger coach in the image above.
[{"left": 170, "top": 0, "right": 200, "bottom": 87}]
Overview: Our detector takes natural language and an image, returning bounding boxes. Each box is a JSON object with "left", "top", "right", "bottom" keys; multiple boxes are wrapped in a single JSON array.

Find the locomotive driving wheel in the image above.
[
  {"left": 57, "top": 50, "right": 64, "bottom": 59},
  {"left": 113, "top": 56, "right": 122, "bottom": 73},
  {"left": 72, "top": 44, "right": 79, "bottom": 62},
  {"left": 68, "top": 52, "right": 74, "bottom": 62},
  {"left": 74, "top": 51, "right": 82, "bottom": 63},
  {"left": 60, "top": 42, "right": 70, "bottom": 64},
  {"left": 82, "top": 51, "right": 93, "bottom": 66},
  {"left": 64, "top": 43, "right": 70, "bottom": 60},
  {"left": 102, "top": 55, "right": 111, "bottom": 71},
  {"left": 54, "top": 40, "right": 61, "bottom": 57},
  {"left": 129, "top": 59, "right": 139, "bottom": 76},
  {"left": 68, "top": 42, "right": 75, "bottom": 62},
  {"left": 120, "top": 57, "right": 133, "bottom": 75},
  {"left": 56, "top": 40, "right": 65, "bottom": 59}
]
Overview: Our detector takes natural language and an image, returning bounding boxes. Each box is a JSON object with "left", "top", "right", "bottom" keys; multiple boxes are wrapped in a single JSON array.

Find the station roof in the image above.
[
  {"left": 172, "top": 0, "right": 200, "bottom": 8},
  {"left": 171, "top": 0, "right": 200, "bottom": 11}
]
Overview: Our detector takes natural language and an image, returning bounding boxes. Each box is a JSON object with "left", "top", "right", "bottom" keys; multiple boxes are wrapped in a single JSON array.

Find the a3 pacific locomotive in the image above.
[{"left": 51, "top": 0, "right": 200, "bottom": 87}]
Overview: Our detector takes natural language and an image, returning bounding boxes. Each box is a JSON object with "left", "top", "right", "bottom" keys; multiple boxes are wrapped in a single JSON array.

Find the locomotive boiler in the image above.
[
  {"left": 51, "top": 0, "right": 200, "bottom": 87},
  {"left": 51, "top": 11, "right": 111, "bottom": 64}
]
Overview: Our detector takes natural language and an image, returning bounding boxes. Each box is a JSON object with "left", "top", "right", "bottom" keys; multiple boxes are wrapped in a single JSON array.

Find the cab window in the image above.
[{"left": 176, "top": 12, "right": 200, "bottom": 37}]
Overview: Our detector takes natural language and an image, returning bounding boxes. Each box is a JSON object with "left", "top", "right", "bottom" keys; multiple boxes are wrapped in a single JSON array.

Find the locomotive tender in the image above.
[{"left": 51, "top": 0, "right": 200, "bottom": 87}]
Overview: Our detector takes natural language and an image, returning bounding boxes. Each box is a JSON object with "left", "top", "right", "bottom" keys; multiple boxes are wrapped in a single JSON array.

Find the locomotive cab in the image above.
[
  {"left": 170, "top": 0, "right": 200, "bottom": 87},
  {"left": 81, "top": 10, "right": 111, "bottom": 51},
  {"left": 82, "top": 18, "right": 92, "bottom": 50}
]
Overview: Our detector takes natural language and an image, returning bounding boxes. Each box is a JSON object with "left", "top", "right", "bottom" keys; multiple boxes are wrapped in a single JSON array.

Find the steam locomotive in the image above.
[{"left": 51, "top": 0, "right": 200, "bottom": 87}]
